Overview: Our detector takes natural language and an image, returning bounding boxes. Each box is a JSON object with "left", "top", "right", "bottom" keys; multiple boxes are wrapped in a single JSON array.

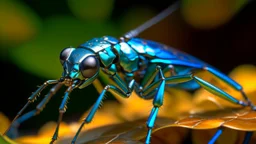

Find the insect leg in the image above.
[
  {"left": 71, "top": 84, "right": 132, "bottom": 144},
  {"left": 208, "top": 128, "right": 223, "bottom": 144},
  {"left": 189, "top": 75, "right": 253, "bottom": 143},
  {"left": 204, "top": 67, "right": 255, "bottom": 110},
  {"left": 152, "top": 60, "right": 250, "bottom": 107},
  {"left": 141, "top": 64, "right": 161, "bottom": 89},
  {"left": 6, "top": 83, "right": 63, "bottom": 138},
  {"left": 142, "top": 75, "right": 195, "bottom": 144},
  {"left": 144, "top": 67, "right": 165, "bottom": 144},
  {"left": 3, "top": 80, "right": 59, "bottom": 136},
  {"left": 142, "top": 74, "right": 192, "bottom": 97},
  {"left": 153, "top": 60, "right": 253, "bottom": 107},
  {"left": 141, "top": 67, "right": 191, "bottom": 143},
  {"left": 209, "top": 130, "right": 254, "bottom": 144},
  {"left": 139, "top": 64, "right": 176, "bottom": 97},
  {"left": 140, "top": 67, "right": 215, "bottom": 144},
  {"left": 242, "top": 131, "right": 254, "bottom": 144},
  {"left": 50, "top": 85, "right": 74, "bottom": 144},
  {"left": 167, "top": 65, "right": 176, "bottom": 76},
  {"left": 192, "top": 75, "right": 247, "bottom": 106}
]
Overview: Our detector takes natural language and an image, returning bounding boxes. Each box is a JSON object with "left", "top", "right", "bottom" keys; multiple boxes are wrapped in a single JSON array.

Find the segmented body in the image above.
[
  {"left": 4, "top": 36, "right": 254, "bottom": 144},
  {"left": 78, "top": 35, "right": 239, "bottom": 96},
  {"left": 4, "top": 4, "right": 255, "bottom": 143}
]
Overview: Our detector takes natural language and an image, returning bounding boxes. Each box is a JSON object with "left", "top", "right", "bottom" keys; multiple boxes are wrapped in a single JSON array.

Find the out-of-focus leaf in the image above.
[
  {"left": 67, "top": 0, "right": 114, "bottom": 21},
  {"left": 179, "top": 107, "right": 256, "bottom": 131},
  {"left": 0, "top": 0, "right": 41, "bottom": 47},
  {"left": 0, "top": 112, "right": 17, "bottom": 144},
  {"left": 3, "top": 107, "right": 256, "bottom": 144},
  {"left": 193, "top": 128, "right": 256, "bottom": 144},
  {"left": 0, "top": 135, "right": 17, "bottom": 144},
  {"left": 0, "top": 112, "right": 10, "bottom": 135},
  {"left": 9, "top": 16, "right": 118, "bottom": 79},
  {"left": 181, "top": 0, "right": 249, "bottom": 29},
  {"left": 146, "top": 127, "right": 188, "bottom": 144},
  {"left": 57, "top": 117, "right": 189, "bottom": 144},
  {"left": 15, "top": 121, "right": 73, "bottom": 144},
  {"left": 57, "top": 108, "right": 256, "bottom": 144}
]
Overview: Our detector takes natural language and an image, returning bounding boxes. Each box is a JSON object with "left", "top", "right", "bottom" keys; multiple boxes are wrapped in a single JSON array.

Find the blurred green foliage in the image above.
[
  {"left": 2, "top": 0, "right": 157, "bottom": 79},
  {"left": 0, "top": 0, "right": 41, "bottom": 59},
  {"left": 0, "top": 136, "right": 14, "bottom": 144},
  {"left": 67, "top": 0, "right": 115, "bottom": 21},
  {"left": 9, "top": 16, "right": 118, "bottom": 79}
]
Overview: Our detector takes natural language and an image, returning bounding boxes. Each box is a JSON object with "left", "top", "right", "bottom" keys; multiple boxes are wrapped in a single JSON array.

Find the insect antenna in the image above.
[{"left": 122, "top": 0, "right": 180, "bottom": 39}]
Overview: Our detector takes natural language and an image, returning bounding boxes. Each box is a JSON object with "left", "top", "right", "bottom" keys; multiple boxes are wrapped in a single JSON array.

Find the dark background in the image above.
[{"left": 1, "top": 0, "right": 255, "bottom": 135}]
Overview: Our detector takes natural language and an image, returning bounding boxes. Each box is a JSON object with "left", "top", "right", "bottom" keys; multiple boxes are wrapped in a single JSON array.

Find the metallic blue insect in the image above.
[{"left": 3, "top": 1, "right": 255, "bottom": 144}]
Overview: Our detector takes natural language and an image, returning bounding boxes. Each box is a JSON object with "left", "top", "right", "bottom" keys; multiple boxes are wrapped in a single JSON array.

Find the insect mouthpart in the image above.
[
  {"left": 61, "top": 78, "right": 81, "bottom": 87},
  {"left": 63, "top": 78, "right": 73, "bottom": 86}
]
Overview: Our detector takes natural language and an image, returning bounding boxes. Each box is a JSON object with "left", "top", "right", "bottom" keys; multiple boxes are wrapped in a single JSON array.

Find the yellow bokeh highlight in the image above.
[
  {"left": 0, "top": 112, "right": 10, "bottom": 135},
  {"left": 181, "top": 0, "right": 248, "bottom": 29},
  {"left": 0, "top": 113, "right": 16, "bottom": 144},
  {"left": 15, "top": 122, "right": 72, "bottom": 144},
  {"left": 0, "top": 0, "right": 40, "bottom": 46}
]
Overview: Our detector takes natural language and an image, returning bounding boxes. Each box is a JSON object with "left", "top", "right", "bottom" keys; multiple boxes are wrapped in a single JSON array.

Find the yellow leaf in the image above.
[{"left": 0, "top": 112, "right": 10, "bottom": 135}]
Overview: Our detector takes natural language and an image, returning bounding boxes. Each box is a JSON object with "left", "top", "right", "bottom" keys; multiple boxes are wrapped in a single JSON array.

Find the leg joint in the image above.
[{"left": 156, "top": 65, "right": 162, "bottom": 70}]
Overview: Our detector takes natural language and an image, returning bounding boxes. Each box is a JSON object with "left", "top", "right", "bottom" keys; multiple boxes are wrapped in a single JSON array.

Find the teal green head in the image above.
[{"left": 59, "top": 47, "right": 100, "bottom": 88}]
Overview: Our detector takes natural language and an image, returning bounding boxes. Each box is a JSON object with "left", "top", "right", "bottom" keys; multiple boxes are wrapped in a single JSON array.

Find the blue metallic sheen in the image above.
[
  {"left": 118, "top": 42, "right": 139, "bottom": 72},
  {"left": 150, "top": 59, "right": 203, "bottom": 68},
  {"left": 86, "top": 88, "right": 106, "bottom": 123},
  {"left": 242, "top": 132, "right": 253, "bottom": 144},
  {"left": 205, "top": 67, "right": 242, "bottom": 90},
  {"left": 103, "top": 36, "right": 119, "bottom": 44},
  {"left": 79, "top": 37, "right": 112, "bottom": 53},
  {"left": 15, "top": 110, "right": 37, "bottom": 125},
  {"left": 170, "top": 80, "right": 200, "bottom": 90},
  {"left": 59, "top": 91, "right": 70, "bottom": 111},
  {"left": 98, "top": 47, "right": 116, "bottom": 67},
  {"left": 208, "top": 128, "right": 223, "bottom": 144},
  {"left": 145, "top": 129, "right": 153, "bottom": 144},
  {"left": 193, "top": 76, "right": 239, "bottom": 104},
  {"left": 6, "top": 3, "right": 254, "bottom": 143},
  {"left": 6, "top": 34, "right": 254, "bottom": 144},
  {"left": 128, "top": 38, "right": 207, "bottom": 64},
  {"left": 153, "top": 80, "right": 165, "bottom": 107},
  {"left": 147, "top": 107, "right": 159, "bottom": 128}
]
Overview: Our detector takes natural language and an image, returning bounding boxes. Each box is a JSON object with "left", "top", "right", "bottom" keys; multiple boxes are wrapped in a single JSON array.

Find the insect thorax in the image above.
[{"left": 78, "top": 36, "right": 142, "bottom": 74}]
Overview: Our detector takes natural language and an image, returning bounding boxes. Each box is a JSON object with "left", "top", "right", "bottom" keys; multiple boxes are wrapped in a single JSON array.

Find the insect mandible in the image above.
[{"left": 3, "top": 1, "right": 256, "bottom": 144}]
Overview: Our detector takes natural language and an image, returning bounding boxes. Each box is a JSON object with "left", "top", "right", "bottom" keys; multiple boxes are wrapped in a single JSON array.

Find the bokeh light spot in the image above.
[
  {"left": 181, "top": 0, "right": 248, "bottom": 29},
  {"left": 0, "top": 0, "right": 41, "bottom": 47}
]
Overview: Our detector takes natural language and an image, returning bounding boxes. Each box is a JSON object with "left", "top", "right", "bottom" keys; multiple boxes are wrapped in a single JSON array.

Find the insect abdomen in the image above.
[{"left": 127, "top": 38, "right": 207, "bottom": 65}]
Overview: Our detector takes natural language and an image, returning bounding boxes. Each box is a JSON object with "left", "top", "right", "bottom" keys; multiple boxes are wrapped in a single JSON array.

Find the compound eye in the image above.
[
  {"left": 79, "top": 56, "right": 99, "bottom": 78},
  {"left": 60, "top": 48, "right": 74, "bottom": 65}
]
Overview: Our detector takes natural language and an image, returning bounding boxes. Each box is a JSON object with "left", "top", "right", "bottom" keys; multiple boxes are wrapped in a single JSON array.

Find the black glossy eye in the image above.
[
  {"left": 60, "top": 48, "right": 74, "bottom": 65},
  {"left": 79, "top": 56, "right": 99, "bottom": 78}
]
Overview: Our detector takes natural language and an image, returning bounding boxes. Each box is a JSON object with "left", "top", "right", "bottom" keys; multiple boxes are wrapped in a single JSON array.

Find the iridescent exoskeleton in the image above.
[{"left": 4, "top": 1, "right": 255, "bottom": 144}]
